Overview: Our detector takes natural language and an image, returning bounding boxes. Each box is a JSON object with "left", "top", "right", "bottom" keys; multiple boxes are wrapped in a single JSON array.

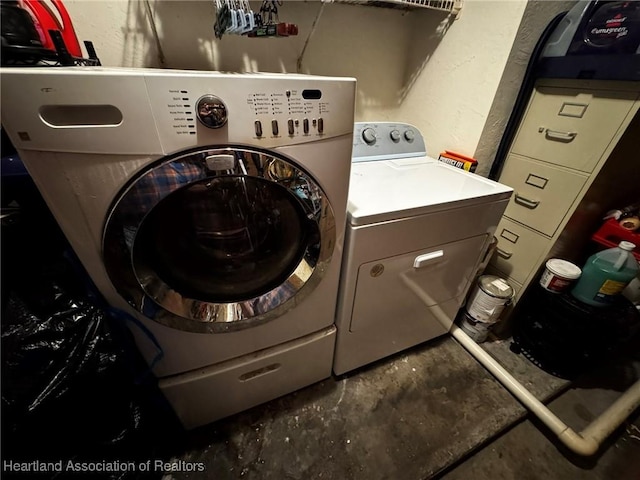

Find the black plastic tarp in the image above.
[{"left": 1, "top": 178, "right": 180, "bottom": 479}]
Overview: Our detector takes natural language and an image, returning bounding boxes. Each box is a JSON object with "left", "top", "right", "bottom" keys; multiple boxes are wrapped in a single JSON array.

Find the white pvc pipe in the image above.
[
  {"left": 452, "top": 324, "right": 640, "bottom": 455},
  {"left": 401, "top": 273, "right": 640, "bottom": 456},
  {"left": 581, "top": 380, "right": 640, "bottom": 445},
  {"left": 450, "top": 324, "right": 570, "bottom": 434}
]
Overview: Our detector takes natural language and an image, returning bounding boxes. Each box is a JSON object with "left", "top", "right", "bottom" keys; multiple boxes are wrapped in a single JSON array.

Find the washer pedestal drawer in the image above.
[{"left": 159, "top": 327, "right": 336, "bottom": 429}]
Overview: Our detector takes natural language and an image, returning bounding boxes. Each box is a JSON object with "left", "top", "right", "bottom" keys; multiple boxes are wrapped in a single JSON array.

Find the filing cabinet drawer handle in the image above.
[
  {"left": 543, "top": 128, "right": 577, "bottom": 143},
  {"left": 514, "top": 193, "right": 540, "bottom": 210},
  {"left": 496, "top": 248, "right": 512, "bottom": 259}
]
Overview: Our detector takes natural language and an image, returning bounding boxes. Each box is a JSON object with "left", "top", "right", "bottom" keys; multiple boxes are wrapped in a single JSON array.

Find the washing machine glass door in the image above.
[{"left": 103, "top": 147, "right": 336, "bottom": 333}]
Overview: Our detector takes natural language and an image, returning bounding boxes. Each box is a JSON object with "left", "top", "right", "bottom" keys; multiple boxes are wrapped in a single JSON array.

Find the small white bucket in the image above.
[
  {"left": 465, "top": 275, "right": 514, "bottom": 324},
  {"left": 539, "top": 258, "right": 582, "bottom": 293}
]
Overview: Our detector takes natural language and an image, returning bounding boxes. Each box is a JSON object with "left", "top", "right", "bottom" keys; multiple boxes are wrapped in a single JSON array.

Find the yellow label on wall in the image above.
[{"left": 598, "top": 279, "right": 626, "bottom": 296}]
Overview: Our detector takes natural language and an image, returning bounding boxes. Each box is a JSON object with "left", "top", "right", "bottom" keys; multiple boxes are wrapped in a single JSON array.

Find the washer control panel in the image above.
[
  {"left": 144, "top": 74, "right": 354, "bottom": 151},
  {"left": 248, "top": 88, "right": 327, "bottom": 139},
  {"left": 0, "top": 69, "right": 356, "bottom": 155},
  {"left": 352, "top": 122, "right": 427, "bottom": 162}
]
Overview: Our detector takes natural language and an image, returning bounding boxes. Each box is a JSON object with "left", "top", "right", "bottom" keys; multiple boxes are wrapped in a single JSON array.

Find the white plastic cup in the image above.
[{"left": 539, "top": 259, "right": 582, "bottom": 293}]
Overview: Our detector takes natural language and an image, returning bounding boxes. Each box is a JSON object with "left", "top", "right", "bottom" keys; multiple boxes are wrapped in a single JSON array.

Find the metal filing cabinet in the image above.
[{"left": 490, "top": 78, "right": 640, "bottom": 305}]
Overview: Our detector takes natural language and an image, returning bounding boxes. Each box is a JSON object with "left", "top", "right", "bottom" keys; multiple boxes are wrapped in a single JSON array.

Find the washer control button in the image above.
[
  {"left": 196, "top": 95, "right": 227, "bottom": 128},
  {"left": 390, "top": 129, "right": 401, "bottom": 142},
  {"left": 271, "top": 119, "right": 279, "bottom": 136},
  {"left": 254, "top": 120, "right": 263, "bottom": 137},
  {"left": 288, "top": 119, "right": 295, "bottom": 135},
  {"left": 317, "top": 117, "right": 324, "bottom": 133},
  {"left": 303, "top": 118, "right": 309, "bottom": 134}
]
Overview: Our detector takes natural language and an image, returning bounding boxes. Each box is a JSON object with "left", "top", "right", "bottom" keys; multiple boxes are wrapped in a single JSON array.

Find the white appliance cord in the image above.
[{"left": 401, "top": 273, "right": 640, "bottom": 456}]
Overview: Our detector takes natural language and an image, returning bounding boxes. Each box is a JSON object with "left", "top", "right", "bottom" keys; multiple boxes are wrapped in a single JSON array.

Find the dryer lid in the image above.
[{"left": 347, "top": 157, "right": 513, "bottom": 226}]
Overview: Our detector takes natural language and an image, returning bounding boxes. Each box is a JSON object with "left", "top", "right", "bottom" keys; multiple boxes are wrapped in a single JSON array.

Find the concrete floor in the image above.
[
  {"left": 440, "top": 376, "right": 640, "bottom": 480},
  {"left": 163, "top": 335, "right": 640, "bottom": 480},
  {"left": 166, "top": 337, "right": 549, "bottom": 480}
]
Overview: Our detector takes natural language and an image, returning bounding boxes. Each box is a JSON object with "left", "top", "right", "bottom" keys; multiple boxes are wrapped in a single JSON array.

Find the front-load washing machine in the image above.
[
  {"left": 333, "top": 123, "right": 513, "bottom": 375},
  {"left": 0, "top": 67, "right": 356, "bottom": 428}
]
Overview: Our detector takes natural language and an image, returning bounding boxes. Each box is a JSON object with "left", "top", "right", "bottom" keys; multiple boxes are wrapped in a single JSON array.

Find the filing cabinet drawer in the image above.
[
  {"left": 500, "top": 155, "right": 588, "bottom": 237},
  {"left": 490, "top": 217, "right": 548, "bottom": 285},
  {"left": 511, "top": 86, "right": 636, "bottom": 173}
]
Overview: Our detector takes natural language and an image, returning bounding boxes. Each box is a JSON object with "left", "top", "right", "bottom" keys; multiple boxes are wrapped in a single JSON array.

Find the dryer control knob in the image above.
[
  {"left": 362, "top": 128, "right": 376, "bottom": 145},
  {"left": 404, "top": 129, "right": 415, "bottom": 142},
  {"left": 196, "top": 95, "right": 228, "bottom": 129},
  {"left": 390, "top": 130, "right": 401, "bottom": 142}
]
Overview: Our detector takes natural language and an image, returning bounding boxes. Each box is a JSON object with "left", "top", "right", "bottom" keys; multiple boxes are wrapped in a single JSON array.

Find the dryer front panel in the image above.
[{"left": 103, "top": 146, "right": 336, "bottom": 333}]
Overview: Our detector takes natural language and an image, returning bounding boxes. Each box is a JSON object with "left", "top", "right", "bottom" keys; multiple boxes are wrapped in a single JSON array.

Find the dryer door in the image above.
[{"left": 103, "top": 146, "right": 336, "bottom": 333}]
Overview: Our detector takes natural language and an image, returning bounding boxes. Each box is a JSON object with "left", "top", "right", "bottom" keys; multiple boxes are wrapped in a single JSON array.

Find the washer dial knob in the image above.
[
  {"left": 390, "top": 130, "right": 401, "bottom": 142},
  {"left": 196, "top": 95, "right": 227, "bottom": 129},
  {"left": 362, "top": 128, "right": 376, "bottom": 145},
  {"left": 404, "top": 129, "right": 415, "bottom": 142}
]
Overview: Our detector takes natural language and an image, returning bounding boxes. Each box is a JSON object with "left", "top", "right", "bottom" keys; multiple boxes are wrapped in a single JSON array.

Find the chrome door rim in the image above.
[{"left": 102, "top": 146, "right": 336, "bottom": 333}]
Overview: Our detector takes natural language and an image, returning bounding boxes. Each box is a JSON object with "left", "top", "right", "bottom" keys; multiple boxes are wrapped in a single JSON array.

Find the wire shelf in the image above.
[{"left": 334, "top": 0, "right": 463, "bottom": 16}]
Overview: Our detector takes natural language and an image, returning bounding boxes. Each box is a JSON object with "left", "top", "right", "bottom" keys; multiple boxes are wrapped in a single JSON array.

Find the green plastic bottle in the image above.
[{"left": 571, "top": 241, "right": 639, "bottom": 307}]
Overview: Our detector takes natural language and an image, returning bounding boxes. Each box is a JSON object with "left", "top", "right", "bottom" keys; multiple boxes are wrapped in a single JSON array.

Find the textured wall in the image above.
[
  {"left": 393, "top": 0, "right": 528, "bottom": 158},
  {"left": 64, "top": 1, "right": 411, "bottom": 119},
  {"left": 64, "top": 0, "right": 162, "bottom": 68},
  {"left": 64, "top": 0, "right": 527, "bottom": 159},
  {"left": 472, "top": 0, "right": 576, "bottom": 178}
]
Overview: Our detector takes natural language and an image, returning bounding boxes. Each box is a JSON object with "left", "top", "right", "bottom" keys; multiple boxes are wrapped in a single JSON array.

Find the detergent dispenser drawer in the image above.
[{"left": 349, "top": 234, "right": 488, "bottom": 332}]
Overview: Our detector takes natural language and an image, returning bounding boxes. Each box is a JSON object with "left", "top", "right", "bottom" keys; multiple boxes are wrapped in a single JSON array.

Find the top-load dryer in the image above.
[
  {"left": 333, "top": 123, "right": 513, "bottom": 375},
  {"left": 0, "top": 67, "right": 356, "bottom": 428}
]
